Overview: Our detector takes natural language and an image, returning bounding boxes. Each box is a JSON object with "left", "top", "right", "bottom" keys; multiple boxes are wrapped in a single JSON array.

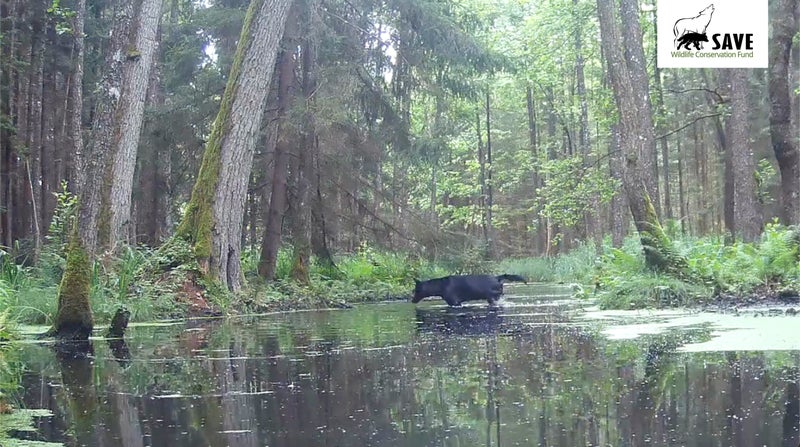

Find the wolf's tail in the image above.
[{"left": 496, "top": 274, "right": 527, "bottom": 284}]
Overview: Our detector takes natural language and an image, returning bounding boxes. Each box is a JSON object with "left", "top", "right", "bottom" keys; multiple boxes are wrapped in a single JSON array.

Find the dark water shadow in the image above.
[
  {"left": 54, "top": 340, "right": 100, "bottom": 446},
  {"left": 415, "top": 306, "right": 504, "bottom": 336},
  {"left": 107, "top": 338, "right": 131, "bottom": 367}
]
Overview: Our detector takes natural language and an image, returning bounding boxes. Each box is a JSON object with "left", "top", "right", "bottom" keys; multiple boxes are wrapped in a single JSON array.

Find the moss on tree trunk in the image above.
[
  {"left": 52, "top": 236, "right": 94, "bottom": 340},
  {"left": 174, "top": 0, "right": 291, "bottom": 292},
  {"left": 174, "top": 0, "right": 265, "bottom": 270}
]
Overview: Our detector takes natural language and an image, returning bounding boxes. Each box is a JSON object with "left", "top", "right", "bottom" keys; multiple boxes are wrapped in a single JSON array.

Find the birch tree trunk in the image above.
[
  {"left": 177, "top": 0, "right": 293, "bottom": 291},
  {"left": 105, "top": 0, "right": 164, "bottom": 247}
]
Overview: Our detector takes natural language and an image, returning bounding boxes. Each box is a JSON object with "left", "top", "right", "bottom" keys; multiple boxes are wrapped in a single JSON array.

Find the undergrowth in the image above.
[
  {"left": 593, "top": 222, "right": 800, "bottom": 309},
  {"left": 3, "top": 220, "right": 799, "bottom": 321}
]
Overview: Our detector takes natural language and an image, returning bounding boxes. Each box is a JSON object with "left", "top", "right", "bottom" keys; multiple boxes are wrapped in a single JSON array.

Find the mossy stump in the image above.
[{"left": 52, "top": 238, "right": 94, "bottom": 340}]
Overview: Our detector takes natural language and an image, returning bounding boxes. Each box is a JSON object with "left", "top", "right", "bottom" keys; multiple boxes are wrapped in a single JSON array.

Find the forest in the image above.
[
  {"left": 0, "top": 0, "right": 797, "bottom": 334},
  {"left": 0, "top": 1, "right": 799, "bottom": 445}
]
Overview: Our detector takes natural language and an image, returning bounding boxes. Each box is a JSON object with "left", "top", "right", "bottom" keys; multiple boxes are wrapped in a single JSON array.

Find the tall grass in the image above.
[{"left": 495, "top": 242, "right": 600, "bottom": 283}]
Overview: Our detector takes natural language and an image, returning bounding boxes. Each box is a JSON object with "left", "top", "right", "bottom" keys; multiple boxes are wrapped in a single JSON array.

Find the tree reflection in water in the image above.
[{"left": 14, "top": 295, "right": 800, "bottom": 447}]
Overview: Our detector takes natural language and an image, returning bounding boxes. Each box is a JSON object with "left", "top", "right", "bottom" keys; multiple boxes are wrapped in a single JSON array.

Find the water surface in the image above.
[{"left": 15, "top": 285, "right": 800, "bottom": 446}]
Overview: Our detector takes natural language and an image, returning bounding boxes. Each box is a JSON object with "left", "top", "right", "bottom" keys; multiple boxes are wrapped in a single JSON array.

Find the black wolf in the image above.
[
  {"left": 676, "top": 32, "right": 708, "bottom": 50},
  {"left": 411, "top": 274, "right": 527, "bottom": 307}
]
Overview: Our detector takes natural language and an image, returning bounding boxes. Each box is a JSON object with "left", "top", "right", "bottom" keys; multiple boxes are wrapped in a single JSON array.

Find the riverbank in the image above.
[{"left": 1, "top": 223, "right": 798, "bottom": 330}]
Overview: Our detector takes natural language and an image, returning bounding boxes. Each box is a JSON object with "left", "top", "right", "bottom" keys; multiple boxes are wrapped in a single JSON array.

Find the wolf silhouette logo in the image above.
[{"left": 673, "top": 4, "right": 714, "bottom": 50}]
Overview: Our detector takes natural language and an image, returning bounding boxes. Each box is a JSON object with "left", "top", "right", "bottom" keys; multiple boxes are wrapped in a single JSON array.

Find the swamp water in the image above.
[{"left": 12, "top": 284, "right": 800, "bottom": 446}]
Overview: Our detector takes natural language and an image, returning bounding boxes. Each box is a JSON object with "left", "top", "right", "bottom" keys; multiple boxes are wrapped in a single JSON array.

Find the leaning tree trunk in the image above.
[
  {"left": 768, "top": 0, "right": 799, "bottom": 225},
  {"left": 597, "top": 0, "right": 685, "bottom": 274},
  {"left": 176, "top": 0, "right": 293, "bottom": 291},
  {"left": 619, "top": 0, "right": 659, "bottom": 216},
  {"left": 105, "top": 0, "right": 164, "bottom": 248}
]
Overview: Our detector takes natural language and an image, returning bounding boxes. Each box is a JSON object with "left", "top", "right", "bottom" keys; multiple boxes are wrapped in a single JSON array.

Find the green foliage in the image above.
[
  {"left": 336, "top": 244, "right": 446, "bottom": 285},
  {"left": 594, "top": 224, "right": 800, "bottom": 309},
  {"left": 755, "top": 159, "right": 778, "bottom": 205},
  {"left": 536, "top": 155, "right": 620, "bottom": 227},
  {"left": 495, "top": 257, "right": 556, "bottom": 282},
  {"left": 238, "top": 244, "right": 452, "bottom": 310},
  {"left": 495, "top": 242, "right": 598, "bottom": 283},
  {"left": 47, "top": 0, "right": 77, "bottom": 36},
  {"left": 0, "top": 312, "right": 22, "bottom": 435},
  {"left": 598, "top": 273, "right": 710, "bottom": 309},
  {"left": 552, "top": 243, "right": 599, "bottom": 283},
  {"left": 0, "top": 251, "right": 30, "bottom": 291},
  {"left": 0, "top": 409, "right": 62, "bottom": 447}
]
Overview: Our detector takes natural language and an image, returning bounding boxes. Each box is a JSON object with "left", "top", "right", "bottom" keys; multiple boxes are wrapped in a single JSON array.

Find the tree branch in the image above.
[
  {"left": 657, "top": 113, "right": 721, "bottom": 139},
  {"left": 666, "top": 87, "right": 726, "bottom": 104}
]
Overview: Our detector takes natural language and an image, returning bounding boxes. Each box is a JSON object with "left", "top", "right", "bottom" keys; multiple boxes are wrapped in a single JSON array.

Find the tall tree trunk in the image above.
[
  {"left": 720, "top": 69, "right": 735, "bottom": 237},
  {"left": 476, "top": 110, "right": 488, "bottom": 246},
  {"left": 727, "top": 69, "right": 761, "bottom": 241},
  {"left": 137, "top": 40, "right": 171, "bottom": 246},
  {"left": 619, "top": 0, "right": 659, "bottom": 216},
  {"left": 49, "top": 0, "right": 93, "bottom": 340},
  {"left": 177, "top": 0, "right": 293, "bottom": 291},
  {"left": 15, "top": 0, "right": 32, "bottom": 248},
  {"left": 545, "top": 91, "right": 557, "bottom": 255},
  {"left": 289, "top": 19, "right": 317, "bottom": 285},
  {"left": 79, "top": 0, "right": 137, "bottom": 255},
  {"left": 310, "top": 141, "right": 334, "bottom": 267},
  {"left": 0, "top": 1, "right": 6, "bottom": 248},
  {"left": 42, "top": 67, "right": 59, "bottom": 236},
  {"left": 652, "top": 20, "right": 671, "bottom": 220},
  {"left": 28, "top": 8, "right": 45, "bottom": 260},
  {"left": 677, "top": 136, "right": 687, "bottom": 234},
  {"left": 259, "top": 6, "right": 297, "bottom": 280},
  {"left": 597, "top": 0, "right": 683, "bottom": 273},
  {"left": 105, "top": 0, "right": 163, "bottom": 248},
  {"left": 574, "top": 0, "right": 596, "bottom": 249},
  {"left": 574, "top": 0, "right": 589, "bottom": 157},
  {"left": 768, "top": 0, "right": 799, "bottom": 225},
  {"left": 609, "top": 123, "right": 626, "bottom": 247},
  {"left": 68, "top": 0, "right": 87, "bottom": 195},
  {"left": 525, "top": 85, "right": 541, "bottom": 254},
  {"left": 485, "top": 89, "right": 494, "bottom": 258}
]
